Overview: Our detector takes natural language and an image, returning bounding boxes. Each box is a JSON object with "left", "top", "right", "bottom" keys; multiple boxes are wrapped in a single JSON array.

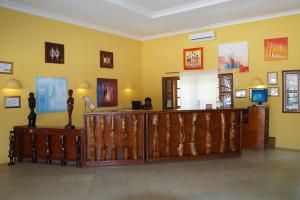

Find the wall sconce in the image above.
[
  {"left": 78, "top": 80, "right": 90, "bottom": 90},
  {"left": 2, "top": 78, "right": 22, "bottom": 89},
  {"left": 249, "top": 76, "right": 265, "bottom": 88},
  {"left": 125, "top": 83, "right": 134, "bottom": 90}
]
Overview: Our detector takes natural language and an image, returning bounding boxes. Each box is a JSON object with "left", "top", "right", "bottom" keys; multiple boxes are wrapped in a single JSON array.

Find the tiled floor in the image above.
[{"left": 1, "top": 150, "right": 300, "bottom": 200}]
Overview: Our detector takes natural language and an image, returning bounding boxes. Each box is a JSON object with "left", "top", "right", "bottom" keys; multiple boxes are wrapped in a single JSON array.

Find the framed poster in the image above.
[
  {"left": 235, "top": 89, "right": 247, "bottom": 98},
  {"left": 264, "top": 37, "right": 288, "bottom": 61},
  {"left": 4, "top": 96, "right": 20, "bottom": 108},
  {"left": 97, "top": 78, "right": 118, "bottom": 107},
  {"left": 45, "top": 42, "right": 64, "bottom": 64},
  {"left": 0, "top": 61, "right": 13, "bottom": 74},
  {"left": 100, "top": 51, "right": 113, "bottom": 68},
  {"left": 267, "top": 72, "right": 278, "bottom": 85},
  {"left": 183, "top": 47, "right": 203, "bottom": 70},
  {"left": 268, "top": 87, "right": 279, "bottom": 96}
]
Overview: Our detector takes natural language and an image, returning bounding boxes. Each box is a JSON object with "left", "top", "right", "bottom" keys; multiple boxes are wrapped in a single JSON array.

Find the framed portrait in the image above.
[
  {"left": 4, "top": 96, "right": 21, "bottom": 108},
  {"left": 97, "top": 78, "right": 118, "bottom": 107},
  {"left": 235, "top": 89, "right": 247, "bottom": 98},
  {"left": 183, "top": 47, "right": 203, "bottom": 70},
  {"left": 100, "top": 51, "right": 113, "bottom": 68},
  {"left": 268, "top": 87, "right": 279, "bottom": 96},
  {"left": 45, "top": 42, "right": 64, "bottom": 64},
  {"left": 83, "top": 96, "right": 96, "bottom": 111},
  {"left": 267, "top": 72, "right": 278, "bottom": 85},
  {"left": 0, "top": 61, "right": 13, "bottom": 74}
]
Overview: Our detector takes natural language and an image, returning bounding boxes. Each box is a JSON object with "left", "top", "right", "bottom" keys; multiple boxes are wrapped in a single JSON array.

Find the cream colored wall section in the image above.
[
  {"left": 0, "top": 8, "right": 142, "bottom": 164},
  {"left": 142, "top": 14, "right": 300, "bottom": 150}
]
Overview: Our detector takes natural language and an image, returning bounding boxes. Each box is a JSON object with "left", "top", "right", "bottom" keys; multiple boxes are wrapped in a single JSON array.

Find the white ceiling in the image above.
[{"left": 1, "top": 0, "right": 300, "bottom": 40}]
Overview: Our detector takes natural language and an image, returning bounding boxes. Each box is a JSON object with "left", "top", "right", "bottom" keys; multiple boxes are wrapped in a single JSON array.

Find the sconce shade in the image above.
[
  {"left": 249, "top": 76, "right": 265, "bottom": 88},
  {"left": 3, "top": 78, "right": 22, "bottom": 89},
  {"left": 125, "top": 83, "right": 133, "bottom": 89},
  {"left": 78, "top": 80, "right": 90, "bottom": 89}
]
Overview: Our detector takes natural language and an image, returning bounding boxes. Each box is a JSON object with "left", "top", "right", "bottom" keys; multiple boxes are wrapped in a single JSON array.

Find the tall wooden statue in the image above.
[
  {"left": 28, "top": 92, "right": 36, "bottom": 127},
  {"left": 152, "top": 114, "right": 160, "bottom": 158},
  {"left": 220, "top": 112, "right": 226, "bottom": 153},
  {"left": 204, "top": 113, "right": 212, "bottom": 154},
  {"left": 177, "top": 114, "right": 185, "bottom": 157},
  {"left": 189, "top": 113, "right": 198, "bottom": 156},
  {"left": 65, "top": 89, "right": 75, "bottom": 129}
]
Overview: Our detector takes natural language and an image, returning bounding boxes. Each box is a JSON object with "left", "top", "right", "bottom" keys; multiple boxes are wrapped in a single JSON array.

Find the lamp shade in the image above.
[
  {"left": 3, "top": 78, "right": 21, "bottom": 89},
  {"left": 125, "top": 83, "right": 133, "bottom": 89},
  {"left": 249, "top": 76, "right": 265, "bottom": 88},
  {"left": 78, "top": 80, "right": 90, "bottom": 89}
]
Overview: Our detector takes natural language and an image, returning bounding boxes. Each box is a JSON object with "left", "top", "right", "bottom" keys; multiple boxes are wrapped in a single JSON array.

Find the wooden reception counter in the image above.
[{"left": 84, "top": 109, "right": 242, "bottom": 166}]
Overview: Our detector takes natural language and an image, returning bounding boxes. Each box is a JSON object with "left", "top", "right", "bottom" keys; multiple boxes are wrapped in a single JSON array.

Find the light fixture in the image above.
[
  {"left": 3, "top": 78, "right": 22, "bottom": 89},
  {"left": 78, "top": 80, "right": 90, "bottom": 89},
  {"left": 125, "top": 83, "right": 134, "bottom": 90},
  {"left": 249, "top": 76, "right": 265, "bottom": 88}
]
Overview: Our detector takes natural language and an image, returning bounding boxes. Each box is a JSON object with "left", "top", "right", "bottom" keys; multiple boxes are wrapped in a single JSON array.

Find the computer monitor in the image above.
[
  {"left": 251, "top": 89, "right": 268, "bottom": 105},
  {"left": 131, "top": 101, "right": 142, "bottom": 109}
]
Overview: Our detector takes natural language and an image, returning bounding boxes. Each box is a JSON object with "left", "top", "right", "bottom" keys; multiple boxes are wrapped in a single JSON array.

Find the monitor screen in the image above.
[
  {"left": 251, "top": 89, "right": 268, "bottom": 103},
  {"left": 131, "top": 101, "right": 142, "bottom": 109}
]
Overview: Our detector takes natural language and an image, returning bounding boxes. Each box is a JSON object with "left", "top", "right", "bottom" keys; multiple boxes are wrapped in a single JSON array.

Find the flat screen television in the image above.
[{"left": 251, "top": 89, "right": 268, "bottom": 105}]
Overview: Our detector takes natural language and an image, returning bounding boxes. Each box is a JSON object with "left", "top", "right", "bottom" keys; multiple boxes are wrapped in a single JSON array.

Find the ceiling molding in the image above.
[
  {"left": 142, "top": 8, "right": 300, "bottom": 41},
  {"left": 105, "top": 0, "right": 151, "bottom": 17},
  {"left": 0, "top": 0, "right": 142, "bottom": 40}
]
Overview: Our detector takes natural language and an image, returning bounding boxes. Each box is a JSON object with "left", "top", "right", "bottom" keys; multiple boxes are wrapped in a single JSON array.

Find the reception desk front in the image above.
[{"left": 84, "top": 109, "right": 242, "bottom": 166}]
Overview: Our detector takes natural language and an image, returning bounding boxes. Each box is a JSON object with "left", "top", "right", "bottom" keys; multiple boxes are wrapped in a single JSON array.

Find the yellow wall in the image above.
[
  {"left": 142, "top": 14, "right": 300, "bottom": 150},
  {"left": 0, "top": 8, "right": 142, "bottom": 164}
]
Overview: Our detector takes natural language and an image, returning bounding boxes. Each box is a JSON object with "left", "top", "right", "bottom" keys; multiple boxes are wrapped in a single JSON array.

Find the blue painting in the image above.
[{"left": 36, "top": 77, "right": 68, "bottom": 113}]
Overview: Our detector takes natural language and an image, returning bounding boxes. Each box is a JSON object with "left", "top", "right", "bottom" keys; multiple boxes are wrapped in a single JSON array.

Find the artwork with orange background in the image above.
[{"left": 264, "top": 37, "right": 288, "bottom": 61}]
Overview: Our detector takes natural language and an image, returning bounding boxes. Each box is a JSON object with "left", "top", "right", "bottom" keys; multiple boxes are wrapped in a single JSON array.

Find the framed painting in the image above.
[
  {"left": 45, "top": 42, "right": 64, "bottom": 64},
  {"left": 36, "top": 76, "right": 68, "bottom": 113},
  {"left": 0, "top": 61, "right": 13, "bottom": 74},
  {"left": 235, "top": 89, "right": 247, "bottom": 98},
  {"left": 183, "top": 47, "right": 203, "bottom": 70},
  {"left": 100, "top": 51, "right": 113, "bottom": 68},
  {"left": 218, "top": 41, "right": 249, "bottom": 74},
  {"left": 4, "top": 96, "right": 20, "bottom": 108},
  {"left": 97, "top": 78, "right": 118, "bottom": 107},
  {"left": 264, "top": 37, "right": 288, "bottom": 61},
  {"left": 267, "top": 72, "right": 278, "bottom": 85}
]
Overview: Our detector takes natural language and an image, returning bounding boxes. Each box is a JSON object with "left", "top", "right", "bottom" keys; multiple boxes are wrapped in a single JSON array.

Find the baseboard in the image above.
[{"left": 275, "top": 147, "right": 300, "bottom": 152}]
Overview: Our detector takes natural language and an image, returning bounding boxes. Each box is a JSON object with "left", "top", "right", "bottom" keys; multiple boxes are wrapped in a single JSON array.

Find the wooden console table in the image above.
[{"left": 9, "top": 126, "right": 85, "bottom": 167}]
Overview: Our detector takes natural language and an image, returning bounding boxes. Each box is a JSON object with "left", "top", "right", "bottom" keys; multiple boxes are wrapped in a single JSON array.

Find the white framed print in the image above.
[
  {"left": 267, "top": 72, "right": 278, "bottom": 85},
  {"left": 4, "top": 96, "right": 20, "bottom": 108},
  {"left": 268, "top": 87, "right": 279, "bottom": 96}
]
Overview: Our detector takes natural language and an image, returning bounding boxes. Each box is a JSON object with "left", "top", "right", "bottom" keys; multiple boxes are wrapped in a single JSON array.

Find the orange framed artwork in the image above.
[
  {"left": 264, "top": 37, "right": 288, "bottom": 61},
  {"left": 183, "top": 47, "right": 203, "bottom": 70}
]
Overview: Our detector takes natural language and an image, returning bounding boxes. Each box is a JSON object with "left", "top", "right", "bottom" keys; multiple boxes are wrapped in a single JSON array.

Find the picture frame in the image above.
[
  {"left": 45, "top": 42, "right": 64, "bottom": 64},
  {"left": 183, "top": 47, "right": 203, "bottom": 70},
  {"left": 97, "top": 78, "right": 118, "bottom": 107},
  {"left": 100, "top": 50, "right": 113, "bottom": 68},
  {"left": 4, "top": 96, "right": 21, "bottom": 108},
  {"left": 83, "top": 96, "right": 96, "bottom": 111},
  {"left": 267, "top": 72, "right": 278, "bottom": 85},
  {"left": 0, "top": 61, "right": 13, "bottom": 74},
  {"left": 268, "top": 87, "right": 279, "bottom": 96},
  {"left": 235, "top": 89, "right": 247, "bottom": 98},
  {"left": 248, "top": 88, "right": 255, "bottom": 100}
]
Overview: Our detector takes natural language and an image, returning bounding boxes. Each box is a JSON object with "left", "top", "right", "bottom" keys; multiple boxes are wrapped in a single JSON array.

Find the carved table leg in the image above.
[
  {"left": 30, "top": 128, "right": 37, "bottom": 163},
  {"left": 45, "top": 135, "right": 51, "bottom": 164},
  {"left": 75, "top": 136, "right": 81, "bottom": 167},
  {"left": 8, "top": 131, "right": 16, "bottom": 166},
  {"left": 60, "top": 135, "right": 66, "bottom": 166}
]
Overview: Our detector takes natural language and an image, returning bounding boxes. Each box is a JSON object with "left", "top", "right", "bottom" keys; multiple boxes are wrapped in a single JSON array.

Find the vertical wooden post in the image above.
[
  {"left": 30, "top": 128, "right": 37, "bottom": 163},
  {"left": 177, "top": 114, "right": 185, "bottom": 157},
  {"left": 89, "top": 116, "right": 96, "bottom": 162},
  {"left": 166, "top": 114, "right": 171, "bottom": 157},
  {"left": 189, "top": 113, "right": 198, "bottom": 156},
  {"left": 45, "top": 134, "right": 51, "bottom": 164},
  {"left": 111, "top": 115, "right": 117, "bottom": 160},
  {"left": 220, "top": 112, "right": 226, "bottom": 153},
  {"left": 99, "top": 115, "right": 106, "bottom": 161},
  {"left": 60, "top": 135, "right": 66, "bottom": 166},
  {"left": 75, "top": 135, "right": 81, "bottom": 167},
  {"left": 204, "top": 113, "right": 212, "bottom": 155},
  {"left": 121, "top": 117, "right": 129, "bottom": 160},
  {"left": 152, "top": 114, "right": 160, "bottom": 158},
  {"left": 230, "top": 112, "right": 236, "bottom": 152},
  {"left": 132, "top": 115, "right": 138, "bottom": 160},
  {"left": 17, "top": 131, "right": 23, "bottom": 162}
]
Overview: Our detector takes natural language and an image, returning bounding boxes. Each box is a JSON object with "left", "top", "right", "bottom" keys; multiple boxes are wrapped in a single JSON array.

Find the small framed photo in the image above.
[
  {"left": 235, "top": 89, "right": 247, "bottom": 98},
  {"left": 100, "top": 50, "right": 113, "bottom": 68},
  {"left": 4, "top": 96, "right": 21, "bottom": 108},
  {"left": 267, "top": 72, "right": 278, "bottom": 85},
  {"left": 183, "top": 47, "right": 203, "bottom": 70},
  {"left": 249, "top": 88, "right": 254, "bottom": 100},
  {"left": 268, "top": 87, "right": 279, "bottom": 96},
  {"left": 0, "top": 61, "right": 13, "bottom": 74},
  {"left": 83, "top": 96, "right": 96, "bottom": 111},
  {"left": 45, "top": 42, "right": 64, "bottom": 64}
]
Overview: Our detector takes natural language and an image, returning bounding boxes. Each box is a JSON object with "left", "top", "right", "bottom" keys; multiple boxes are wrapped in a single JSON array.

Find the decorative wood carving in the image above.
[
  {"left": 132, "top": 115, "right": 138, "bottom": 160},
  {"left": 89, "top": 116, "right": 96, "bottom": 162},
  {"left": 189, "top": 113, "right": 198, "bottom": 156},
  {"left": 220, "top": 112, "right": 226, "bottom": 153},
  {"left": 111, "top": 115, "right": 117, "bottom": 160},
  {"left": 177, "top": 114, "right": 185, "bottom": 157},
  {"left": 45, "top": 134, "right": 51, "bottom": 164},
  {"left": 17, "top": 132, "right": 23, "bottom": 162},
  {"left": 230, "top": 112, "right": 236, "bottom": 151},
  {"left": 152, "top": 114, "right": 160, "bottom": 158},
  {"left": 60, "top": 135, "right": 66, "bottom": 166},
  {"left": 75, "top": 135, "right": 81, "bottom": 167},
  {"left": 8, "top": 131, "right": 16, "bottom": 165},
  {"left": 30, "top": 128, "right": 37, "bottom": 163},
  {"left": 121, "top": 117, "right": 129, "bottom": 160},
  {"left": 166, "top": 114, "right": 171, "bottom": 156},
  {"left": 99, "top": 115, "right": 106, "bottom": 161},
  {"left": 204, "top": 113, "right": 212, "bottom": 154}
]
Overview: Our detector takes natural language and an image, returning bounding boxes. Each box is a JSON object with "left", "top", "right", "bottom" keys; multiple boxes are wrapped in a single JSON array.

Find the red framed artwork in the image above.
[{"left": 183, "top": 47, "right": 203, "bottom": 70}]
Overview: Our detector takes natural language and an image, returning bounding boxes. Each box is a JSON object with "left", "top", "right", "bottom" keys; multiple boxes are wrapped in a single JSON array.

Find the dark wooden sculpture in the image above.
[
  {"left": 8, "top": 131, "right": 16, "bottom": 165},
  {"left": 28, "top": 92, "right": 36, "bottom": 127},
  {"left": 65, "top": 89, "right": 75, "bottom": 129}
]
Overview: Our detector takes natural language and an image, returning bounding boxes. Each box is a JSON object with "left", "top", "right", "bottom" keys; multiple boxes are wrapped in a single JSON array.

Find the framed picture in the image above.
[
  {"left": 0, "top": 61, "right": 13, "bottom": 74},
  {"left": 83, "top": 96, "right": 96, "bottom": 111},
  {"left": 183, "top": 47, "right": 203, "bottom": 70},
  {"left": 268, "top": 87, "right": 279, "bottom": 96},
  {"left": 100, "top": 51, "right": 113, "bottom": 68},
  {"left": 267, "top": 72, "right": 278, "bottom": 85},
  {"left": 248, "top": 88, "right": 255, "bottom": 100},
  {"left": 45, "top": 42, "right": 64, "bottom": 64},
  {"left": 4, "top": 96, "right": 21, "bottom": 108},
  {"left": 264, "top": 37, "right": 288, "bottom": 61},
  {"left": 97, "top": 78, "right": 118, "bottom": 107},
  {"left": 235, "top": 89, "right": 247, "bottom": 98}
]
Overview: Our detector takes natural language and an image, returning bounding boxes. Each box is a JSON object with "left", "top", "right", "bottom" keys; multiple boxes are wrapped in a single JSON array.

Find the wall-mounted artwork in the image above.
[
  {"left": 100, "top": 51, "right": 113, "bottom": 68},
  {"left": 45, "top": 42, "right": 64, "bottom": 64},
  {"left": 183, "top": 47, "right": 203, "bottom": 70},
  {"left": 97, "top": 78, "right": 118, "bottom": 107},
  {"left": 264, "top": 37, "right": 288, "bottom": 61},
  {"left": 0, "top": 61, "right": 13, "bottom": 74},
  {"left": 218, "top": 41, "right": 249, "bottom": 74},
  {"left": 4, "top": 96, "right": 20, "bottom": 108},
  {"left": 36, "top": 76, "right": 68, "bottom": 113}
]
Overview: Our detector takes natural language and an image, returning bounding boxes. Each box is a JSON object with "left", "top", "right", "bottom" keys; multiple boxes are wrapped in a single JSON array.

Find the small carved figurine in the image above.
[
  {"left": 28, "top": 92, "right": 36, "bottom": 127},
  {"left": 65, "top": 89, "right": 75, "bottom": 129}
]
